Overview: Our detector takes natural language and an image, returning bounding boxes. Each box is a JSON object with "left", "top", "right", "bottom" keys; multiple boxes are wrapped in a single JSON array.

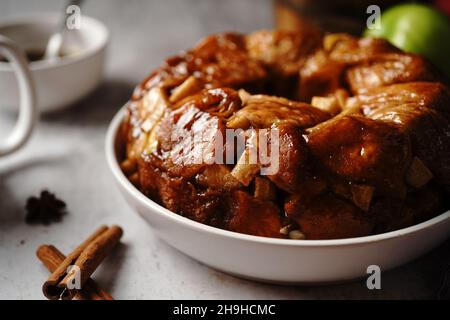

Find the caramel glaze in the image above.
[{"left": 121, "top": 30, "right": 450, "bottom": 239}]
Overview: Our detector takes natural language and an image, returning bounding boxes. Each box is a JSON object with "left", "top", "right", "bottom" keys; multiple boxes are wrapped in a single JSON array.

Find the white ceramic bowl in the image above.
[
  {"left": 106, "top": 105, "right": 450, "bottom": 284},
  {"left": 0, "top": 13, "right": 108, "bottom": 112}
]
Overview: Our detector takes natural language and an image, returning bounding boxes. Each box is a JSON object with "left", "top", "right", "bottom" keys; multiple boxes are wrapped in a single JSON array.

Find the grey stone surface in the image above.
[{"left": 0, "top": 0, "right": 448, "bottom": 299}]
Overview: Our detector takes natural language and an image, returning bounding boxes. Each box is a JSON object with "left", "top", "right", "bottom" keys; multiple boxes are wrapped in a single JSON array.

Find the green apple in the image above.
[{"left": 364, "top": 4, "right": 450, "bottom": 78}]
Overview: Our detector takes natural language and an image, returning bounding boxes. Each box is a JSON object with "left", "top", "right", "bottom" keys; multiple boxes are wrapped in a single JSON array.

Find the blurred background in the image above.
[
  {"left": 0, "top": 0, "right": 273, "bottom": 86},
  {"left": 1, "top": 0, "right": 448, "bottom": 101}
]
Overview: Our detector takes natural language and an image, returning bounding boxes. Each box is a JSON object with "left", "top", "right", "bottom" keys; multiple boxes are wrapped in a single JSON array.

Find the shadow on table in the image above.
[
  {"left": 92, "top": 241, "right": 128, "bottom": 297},
  {"left": 292, "top": 240, "right": 450, "bottom": 299},
  {"left": 302, "top": 238, "right": 450, "bottom": 299},
  {"left": 207, "top": 238, "right": 450, "bottom": 299},
  {"left": 42, "top": 79, "right": 135, "bottom": 127},
  {"left": 0, "top": 180, "right": 23, "bottom": 226},
  {"left": 0, "top": 153, "right": 72, "bottom": 227},
  {"left": 0, "top": 79, "right": 134, "bottom": 228}
]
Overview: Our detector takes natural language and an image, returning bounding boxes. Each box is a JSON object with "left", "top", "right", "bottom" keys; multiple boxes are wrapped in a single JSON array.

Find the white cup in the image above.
[
  {"left": 0, "top": 14, "right": 108, "bottom": 113},
  {"left": 0, "top": 35, "right": 37, "bottom": 156}
]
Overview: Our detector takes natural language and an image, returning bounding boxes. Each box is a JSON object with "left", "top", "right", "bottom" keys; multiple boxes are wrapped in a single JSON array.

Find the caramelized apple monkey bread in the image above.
[{"left": 119, "top": 29, "right": 450, "bottom": 239}]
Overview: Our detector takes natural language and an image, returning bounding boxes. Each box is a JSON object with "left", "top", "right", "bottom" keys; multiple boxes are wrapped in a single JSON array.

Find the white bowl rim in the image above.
[
  {"left": 0, "top": 12, "right": 109, "bottom": 71},
  {"left": 106, "top": 104, "right": 450, "bottom": 248}
]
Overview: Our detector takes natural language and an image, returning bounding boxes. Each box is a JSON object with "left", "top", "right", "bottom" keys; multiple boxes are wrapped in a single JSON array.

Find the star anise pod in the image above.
[{"left": 25, "top": 190, "right": 67, "bottom": 225}]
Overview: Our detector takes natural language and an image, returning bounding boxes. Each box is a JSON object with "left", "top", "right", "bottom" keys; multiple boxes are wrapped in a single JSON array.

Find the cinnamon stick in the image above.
[
  {"left": 37, "top": 245, "right": 113, "bottom": 300},
  {"left": 59, "top": 225, "right": 123, "bottom": 300},
  {"left": 42, "top": 225, "right": 122, "bottom": 300}
]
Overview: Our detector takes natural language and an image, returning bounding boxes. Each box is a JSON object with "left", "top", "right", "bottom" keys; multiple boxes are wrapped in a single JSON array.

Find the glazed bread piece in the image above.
[
  {"left": 299, "top": 34, "right": 444, "bottom": 101},
  {"left": 354, "top": 82, "right": 450, "bottom": 190},
  {"left": 120, "top": 30, "right": 449, "bottom": 240}
]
